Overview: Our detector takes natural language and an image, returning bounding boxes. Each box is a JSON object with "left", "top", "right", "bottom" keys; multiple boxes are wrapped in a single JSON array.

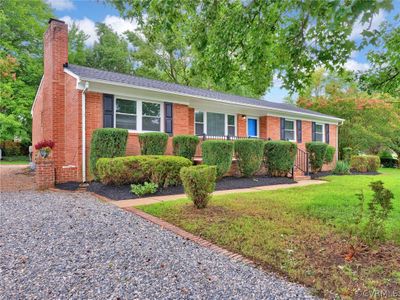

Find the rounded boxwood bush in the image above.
[
  {"left": 350, "top": 155, "right": 380, "bottom": 172},
  {"left": 89, "top": 128, "right": 128, "bottom": 178},
  {"left": 324, "top": 145, "right": 336, "bottom": 164},
  {"left": 173, "top": 135, "right": 200, "bottom": 160},
  {"left": 306, "top": 142, "right": 328, "bottom": 173},
  {"left": 201, "top": 140, "right": 233, "bottom": 178},
  {"left": 143, "top": 155, "right": 192, "bottom": 187},
  {"left": 264, "top": 141, "right": 297, "bottom": 176},
  {"left": 234, "top": 139, "right": 264, "bottom": 177},
  {"left": 139, "top": 132, "right": 169, "bottom": 155},
  {"left": 180, "top": 165, "right": 216, "bottom": 209},
  {"left": 96, "top": 155, "right": 191, "bottom": 186}
]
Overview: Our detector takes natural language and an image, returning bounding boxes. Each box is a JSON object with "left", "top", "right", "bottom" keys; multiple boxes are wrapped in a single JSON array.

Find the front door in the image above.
[{"left": 247, "top": 118, "right": 258, "bottom": 137}]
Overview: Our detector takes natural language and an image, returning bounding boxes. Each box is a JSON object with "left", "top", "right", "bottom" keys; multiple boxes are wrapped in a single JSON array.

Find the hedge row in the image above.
[{"left": 96, "top": 155, "right": 192, "bottom": 186}]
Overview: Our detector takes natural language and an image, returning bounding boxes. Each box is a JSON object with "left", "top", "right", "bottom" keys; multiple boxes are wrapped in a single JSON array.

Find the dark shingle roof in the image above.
[{"left": 66, "top": 64, "right": 342, "bottom": 121}]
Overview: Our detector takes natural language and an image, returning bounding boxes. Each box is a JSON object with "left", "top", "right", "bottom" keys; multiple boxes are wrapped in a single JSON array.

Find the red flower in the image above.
[{"left": 35, "top": 140, "right": 55, "bottom": 150}]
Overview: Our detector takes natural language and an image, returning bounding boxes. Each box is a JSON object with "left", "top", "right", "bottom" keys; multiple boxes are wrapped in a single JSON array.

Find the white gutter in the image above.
[
  {"left": 64, "top": 68, "right": 344, "bottom": 124},
  {"left": 81, "top": 81, "right": 89, "bottom": 182}
]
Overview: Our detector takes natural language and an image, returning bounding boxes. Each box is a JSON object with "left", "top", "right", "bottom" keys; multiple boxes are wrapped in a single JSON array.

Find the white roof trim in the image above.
[
  {"left": 64, "top": 68, "right": 345, "bottom": 124},
  {"left": 31, "top": 75, "right": 44, "bottom": 115}
]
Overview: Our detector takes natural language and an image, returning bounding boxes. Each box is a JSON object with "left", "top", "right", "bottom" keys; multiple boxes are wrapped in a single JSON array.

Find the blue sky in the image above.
[{"left": 47, "top": 0, "right": 399, "bottom": 103}]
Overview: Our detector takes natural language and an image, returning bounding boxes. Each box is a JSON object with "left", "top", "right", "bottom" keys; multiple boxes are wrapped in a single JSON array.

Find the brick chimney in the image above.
[{"left": 42, "top": 18, "right": 68, "bottom": 182}]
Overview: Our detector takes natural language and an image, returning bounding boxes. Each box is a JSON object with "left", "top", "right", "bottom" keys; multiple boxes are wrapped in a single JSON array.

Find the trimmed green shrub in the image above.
[
  {"left": 131, "top": 182, "right": 158, "bottom": 196},
  {"left": 96, "top": 155, "right": 191, "bottom": 186},
  {"left": 234, "top": 139, "right": 264, "bottom": 177},
  {"left": 350, "top": 155, "right": 380, "bottom": 172},
  {"left": 144, "top": 156, "right": 192, "bottom": 187},
  {"left": 201, "top": 140, "right": 233, "bottom": 178},
  {"left": 180, "top": 165, "right": 216, "bottom": 209},
  {"left": 264, "top": 141, "right": 297, "bottom": 176},
  {"left": 139, "top": 132, "right": 169, "bottom": 155},
  {"left": 173, "top": 135, "right": 200, "bottom": 160},
  {"left": 324, "top": 145, "right": 336, "bottom": 164},
  {"left": 342, "top": 147, "right": 353, "bottom": 163},
  {"left": 366, "top": 155, "right": 380, "bottom": 172},
  {"left": 89, "top": 128, "right": 128, "bottom": 177},
  {"left": 332, "top": 160, "right": 350, "bottom": 175},
  {"left": 96, "top": 156, "right": 153, "bottom": 185},
  {"left": 306, "top": 142, "right": 328, "bottom": 173}
]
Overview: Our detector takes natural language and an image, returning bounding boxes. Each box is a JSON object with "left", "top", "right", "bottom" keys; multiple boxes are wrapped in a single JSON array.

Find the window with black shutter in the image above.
[
  {"left": 164, "top": 102, "right": 173, "bottom": 135},
  {"left": 296, "top": 120, "right": 302, "bottom": 143},
  {"left": 103, "top": 94, "right": 114, "bottom": 128}
]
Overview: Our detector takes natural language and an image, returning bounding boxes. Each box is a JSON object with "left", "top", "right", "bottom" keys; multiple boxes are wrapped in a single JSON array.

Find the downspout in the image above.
[{"left": 82, "top": 81, "right": 89, "bottom": 182}]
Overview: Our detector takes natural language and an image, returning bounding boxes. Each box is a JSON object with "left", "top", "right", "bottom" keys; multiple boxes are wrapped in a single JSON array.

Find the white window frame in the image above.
[
  {"left": 284, "top": 119, "right": 296, "bottom": 142},
  {"left": 195, "top": 111, "right": 205, "bottom": 136},
  {"left": 194, "top": 110, "right": 236, "bottom": 136},
  {"left": 246, "top": 116, "right": 259, "bottom": 138},
  {"left": 114, "top": 96, "right": 164, "bottom": 133},
  {"left": 314, "top": 122, "right": 325, "bottom": 142}
]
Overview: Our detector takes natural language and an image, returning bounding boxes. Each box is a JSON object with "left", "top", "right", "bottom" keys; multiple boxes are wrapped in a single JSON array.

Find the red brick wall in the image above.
[
  {"left": 36, "top": 159, "right": 55, "bottom": 189},
  {"left": 259, "top": 116, "right": 268, "bottom": 139},
  {"left": 266, "top": 116, "right": 281, "bottom": 140},
  {"left": 188, "top": 108, "right": 194, "bottom": 135},
  {"left": 237, "top": 114, "right": 246, "bottom": 136},
  {"left": 85, "top": 91, "right": 103, "bottom": 180}
]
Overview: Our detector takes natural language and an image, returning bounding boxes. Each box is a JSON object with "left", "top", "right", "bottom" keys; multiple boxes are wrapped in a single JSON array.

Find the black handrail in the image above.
[{"left": 294, "top": 147, "right": 309, "bottom": 175}]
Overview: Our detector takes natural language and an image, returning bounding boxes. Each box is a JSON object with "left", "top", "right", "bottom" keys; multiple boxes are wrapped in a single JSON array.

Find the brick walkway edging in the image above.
[{"left": 123, "top": 206, "right": 257, "bottom": 267}]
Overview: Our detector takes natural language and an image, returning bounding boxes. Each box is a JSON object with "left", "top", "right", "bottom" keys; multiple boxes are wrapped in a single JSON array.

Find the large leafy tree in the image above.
[
  {"left": 107, "top": 0, "right": 392, "bottom": 97},
  {"left": 68, "top": 23, "right": 90, "bottom": 66},
  {"left": 86, "top": 23, "right": 133, "bottom": 74},
  {"left": 0, "top": 0, "right": 52, "bottom": 141},
  {"left": 297, "top": 71, "right": 400, "bottom": 155},
  {"left": 359, "top": 15, "right": 400, "bottom": 97}
]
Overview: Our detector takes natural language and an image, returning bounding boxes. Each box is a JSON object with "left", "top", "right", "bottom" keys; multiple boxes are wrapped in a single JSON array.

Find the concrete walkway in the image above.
[{"left": 111, "top": 179, "right": 327, "bottom": 208}]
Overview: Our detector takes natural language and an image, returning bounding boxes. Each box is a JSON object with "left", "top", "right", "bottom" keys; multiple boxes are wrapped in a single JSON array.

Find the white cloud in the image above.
[
  {"left": 350, "top": 10, "right": 385, "bottom": 40},
  {"left": 60, "top": 15, "right": 138, "bottom": 47},
  {"left": 46, "top": 0, "right": 75, "bottom": 11},
  {"left": 103, "top": 15, "right": 138, "bottom": 36},
  {"left": 61, "top": 16, "right": 97, "bottom": 46},
  {"left": 344, "top": 59, "right": 370, "bottom": 72}
]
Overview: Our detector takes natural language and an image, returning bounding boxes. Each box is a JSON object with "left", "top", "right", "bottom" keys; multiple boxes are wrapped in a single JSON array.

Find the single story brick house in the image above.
[{"left": 32, "top": 19, "right": 344, "bottom": 183}]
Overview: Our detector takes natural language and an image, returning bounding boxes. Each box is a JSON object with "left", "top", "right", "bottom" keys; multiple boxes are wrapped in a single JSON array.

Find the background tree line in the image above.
[{"left": 1, "top": 0, "right": 399, "bottom": 158}]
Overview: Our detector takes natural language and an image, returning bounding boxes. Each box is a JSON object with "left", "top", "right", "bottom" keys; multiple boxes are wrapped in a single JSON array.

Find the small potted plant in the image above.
[{"left": 35, "top": 140, "right": 55, "bottom": 159}]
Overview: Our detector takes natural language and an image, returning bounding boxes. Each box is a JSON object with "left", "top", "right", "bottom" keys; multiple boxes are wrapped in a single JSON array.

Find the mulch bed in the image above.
[
  {"left": 77, "top": 176, "right": 295, "bottom": 200},
  {"left": 311, "top": 171, "right": 380, "bottom": 179}
]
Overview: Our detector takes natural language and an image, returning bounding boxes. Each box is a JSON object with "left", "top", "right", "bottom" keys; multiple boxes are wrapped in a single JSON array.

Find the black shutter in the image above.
[
  {"left": 164, "top": 102, "right": 173, "bottom": 135},
  {"left": 312, "top": 122, "right": 316, "bottom": 141},
  {"left": 103, "top": 94, "right": 114, "bottom": 128},
  {"left": 296, "top": 120, "right": 302, "bottom": 143},
  {"left": 325, "top": 124, "right": 330, "bottom": 144},
  {"left": 280, "top": 118, "right": 285, "bottom": 140}
]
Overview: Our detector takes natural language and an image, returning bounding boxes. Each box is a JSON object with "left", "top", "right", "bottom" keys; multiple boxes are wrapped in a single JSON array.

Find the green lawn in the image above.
[
  {"left": 139, "top": 168, "right": 400, "bottom": 298},
  {"left": 0, "top": 156, "right": 29, "bottom": 165}
]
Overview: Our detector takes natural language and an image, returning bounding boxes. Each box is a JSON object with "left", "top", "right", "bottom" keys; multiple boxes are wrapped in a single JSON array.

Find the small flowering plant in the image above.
[{"left": 35, "top": 140, "right": 55, "bottom": 158}]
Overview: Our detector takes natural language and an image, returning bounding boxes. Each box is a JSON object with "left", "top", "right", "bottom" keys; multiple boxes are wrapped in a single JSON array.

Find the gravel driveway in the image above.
[{"left": 0, "top": 191, "right": 315, "bottom": 299}]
